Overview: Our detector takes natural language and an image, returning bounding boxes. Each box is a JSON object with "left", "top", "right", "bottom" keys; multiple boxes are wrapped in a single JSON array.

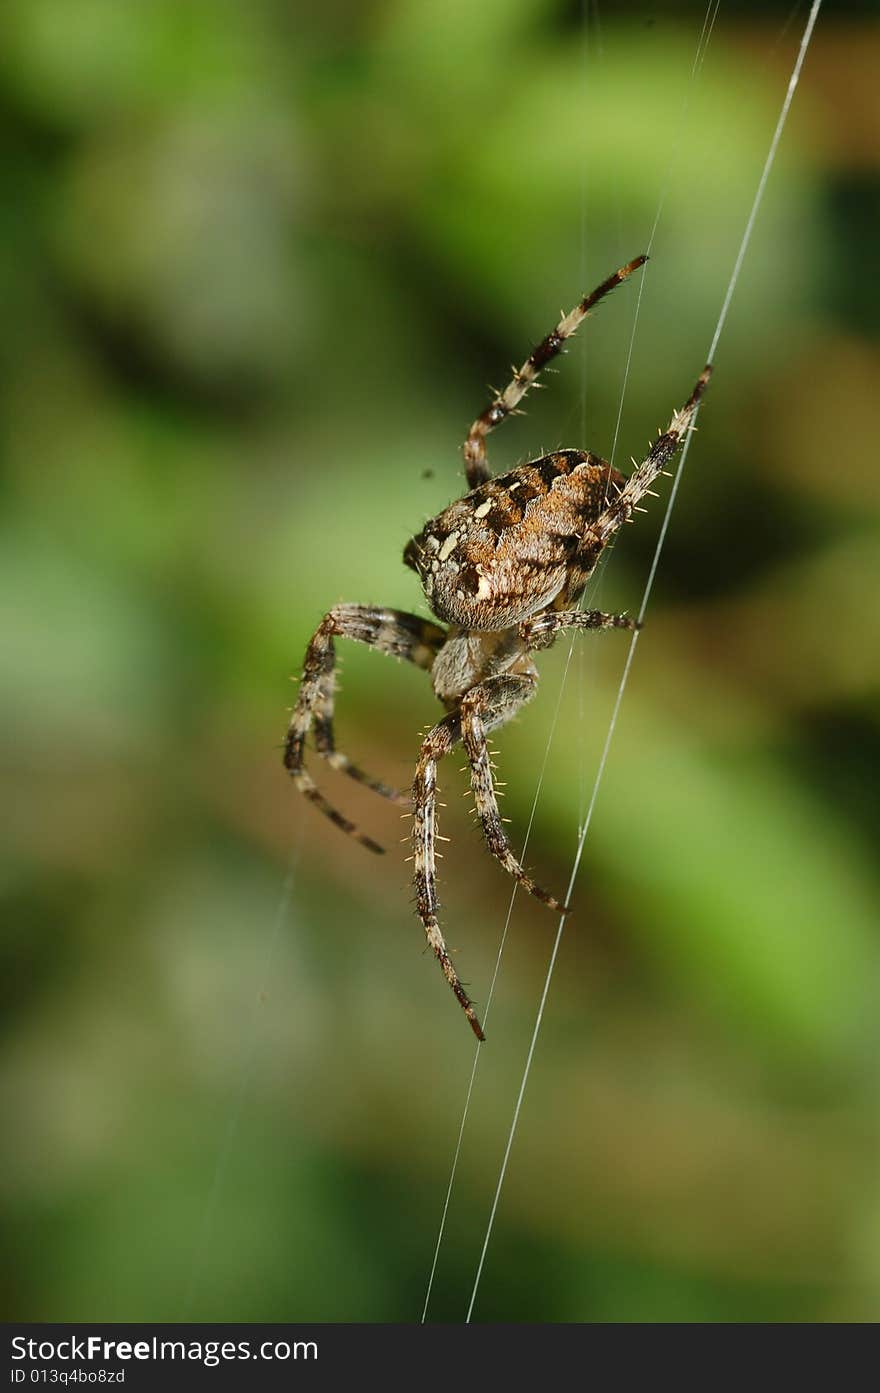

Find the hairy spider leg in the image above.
[
  {"left": 519, "top": 609, "right": 640, "bottom": 650},
  {"left": 462, "top": 254, "right": 649, "bottom": 490},
  {"left": 460, "top": 674, "right": 569, "bottom": 912},
  {"left": 413, "top": 673, "right": 549, "bottom": 1041},
  {"left": 411, "top": 711, "right": 486, "bottom": 1038},
  {"left": 591, "top": 365, "right": 713, "bottom": 546},
  {"left": 285, "top": 604, "right": 446, "bottom": 853}
]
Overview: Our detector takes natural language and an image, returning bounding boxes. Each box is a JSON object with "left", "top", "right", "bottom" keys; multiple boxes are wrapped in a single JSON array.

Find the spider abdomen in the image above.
[{"left": 403, "top": 450, "right": 624, "bottom": 630}]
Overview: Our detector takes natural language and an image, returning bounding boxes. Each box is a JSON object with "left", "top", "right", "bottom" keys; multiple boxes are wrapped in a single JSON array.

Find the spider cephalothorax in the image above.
[{"left": 285, "top": 255, "right": 711, "bottom": 1039}]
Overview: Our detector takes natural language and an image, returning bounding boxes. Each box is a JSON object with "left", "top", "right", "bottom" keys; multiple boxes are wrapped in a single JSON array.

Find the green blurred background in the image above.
[{"left": 2, "top": 0, "right": 879, "bottom": 1323}]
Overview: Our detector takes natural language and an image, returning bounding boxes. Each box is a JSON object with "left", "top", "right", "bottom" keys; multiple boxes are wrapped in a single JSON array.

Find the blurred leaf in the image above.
[{"left": 541, "top": 700, "right": 880, "bottom": 1063}]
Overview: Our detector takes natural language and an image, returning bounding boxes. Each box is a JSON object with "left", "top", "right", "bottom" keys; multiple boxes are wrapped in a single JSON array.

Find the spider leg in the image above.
[
  {"left": 285, "top": 604, "right": 446, "bottom": 853},
  {"left": 463, "top": 254, "right": 648, "bottom": 489},
  {"left": 591, "top": 365, "right": 713, "bottom": 547},
  {"left": 519, "top": 608, "right": 640, "bottom": 652},
  {"left": 459, "top": 675, "right": 569, "bottom": 916},
  {"left": 413, "top": 673, "right": 568, "bottom": 1039},
  {"left": 412, "top": 712, "right": 487, "bottom": 1040}
]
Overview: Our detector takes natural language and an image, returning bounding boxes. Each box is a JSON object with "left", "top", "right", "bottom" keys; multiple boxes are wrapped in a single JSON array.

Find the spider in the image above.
[{"left": 284, "top": 254, "right": 711, "bottom": 1040}]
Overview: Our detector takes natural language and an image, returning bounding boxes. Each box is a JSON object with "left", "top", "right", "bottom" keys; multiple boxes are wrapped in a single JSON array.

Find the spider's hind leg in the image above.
[
  {"left": 519, "top": 608, "right": 639, "bottom": 651},
  {"left": 592, "top": 364, "right": 712, "bottom": 546},
  {"left": 285, "top": 604, "right": 446, "bottom": 853},
  {"left": 462, "top": 254, "right": 647, "bottom": 488}
]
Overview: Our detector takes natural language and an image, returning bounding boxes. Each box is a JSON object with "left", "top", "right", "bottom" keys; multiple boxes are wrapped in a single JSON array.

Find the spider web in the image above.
[{"left": 418, "top": 0, "right": 825, "bottom": 1325}]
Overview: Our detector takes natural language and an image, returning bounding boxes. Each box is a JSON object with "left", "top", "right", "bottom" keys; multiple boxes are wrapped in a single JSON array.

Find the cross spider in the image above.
[{"left": 285, "top": 255, "right": 711, "bottom": 1040}]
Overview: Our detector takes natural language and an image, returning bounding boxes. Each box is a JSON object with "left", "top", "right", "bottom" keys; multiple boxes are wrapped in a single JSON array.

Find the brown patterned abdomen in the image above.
[{"left": 404, "top": 451, "right": 624, "bottom": 629}]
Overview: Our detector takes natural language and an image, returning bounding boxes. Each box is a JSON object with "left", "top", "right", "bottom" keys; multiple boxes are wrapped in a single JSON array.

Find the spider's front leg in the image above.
[
  {"left": 411, "top": 711, "right": 487, "bottom": 1039},
  {"left": 459, "top": 675, "right": 568, "bottom": 915},
  {"left": 412, "top": 673, "right": 566, "bottom": 1040},
  {"left": 519, "top": 609, "right": 640, "bottom": 651},
  {"left": 285, "top": 604, "right": 446, "bottom": 853}
]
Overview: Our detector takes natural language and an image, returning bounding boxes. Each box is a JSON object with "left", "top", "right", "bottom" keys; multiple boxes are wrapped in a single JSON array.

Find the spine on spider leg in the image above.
[
  {"left": 593, "top": 364, "right": 713, "bottom": 545},
  {"left": 570, "top": 253, "right": 649, "bottom": 321}
]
